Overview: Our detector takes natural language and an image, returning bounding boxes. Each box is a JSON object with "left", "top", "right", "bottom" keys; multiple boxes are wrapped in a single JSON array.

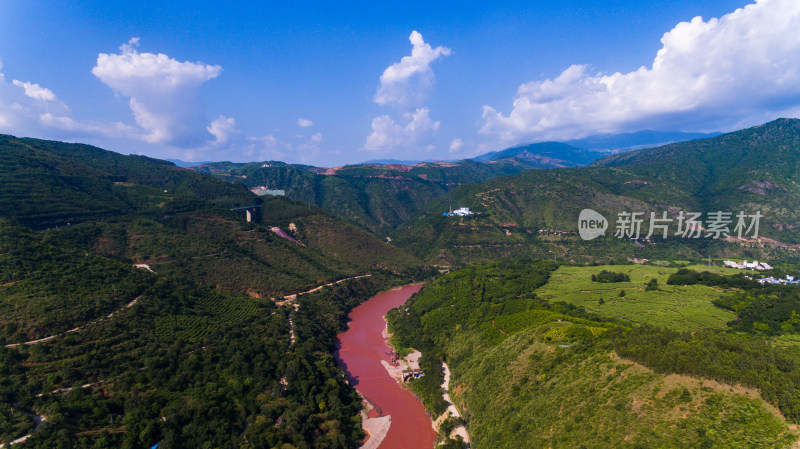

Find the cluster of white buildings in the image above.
[
  {"left": 723, "top": 260, "right": 773, "bottom": 270},
  {"left": 756, "top": 276, "right": 799, "bottom": 285},
  {"left": 249, "top": 186, "right": 286, "bottom": 196},
  {"left": 443, "top": 207, "right": 474, "bottom": 217},
  {"left": 723, "top": 259, "right": 800, "bottom": 286}
]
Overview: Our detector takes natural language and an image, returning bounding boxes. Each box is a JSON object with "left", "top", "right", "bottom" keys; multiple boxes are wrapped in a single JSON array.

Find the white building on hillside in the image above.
[
  {"left": 723, "top": 260, "right": 773, "bottom": 270},
  {"left": 443, "top": 206, "right": 475, "bottom": 217}
]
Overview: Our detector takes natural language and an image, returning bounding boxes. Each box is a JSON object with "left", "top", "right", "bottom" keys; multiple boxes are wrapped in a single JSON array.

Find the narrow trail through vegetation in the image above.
[
  {"left": 0, "top": 405, "right": 46, "bottom": 448},
  {"left": 3, "top": 295, "right": 143, "bottom": 349}
]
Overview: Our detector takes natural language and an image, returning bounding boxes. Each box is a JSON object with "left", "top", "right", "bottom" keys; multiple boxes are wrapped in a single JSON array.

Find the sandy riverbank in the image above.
[
  {"left": 356, "top": 392, "right": 392, "bottom": 449},
  {"left": 360, "top": 413, "right": 392, "bottom": 449},
  {"left": 379, "top": 318, "right": 470, "bottom": 446},
  {"left": 433, "top": 362, "right": 470, "bottom": 444}
]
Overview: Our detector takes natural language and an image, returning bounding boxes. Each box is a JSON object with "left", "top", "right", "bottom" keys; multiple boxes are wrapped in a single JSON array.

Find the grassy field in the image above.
[
  {"left": 770, "top": 333, "right": 800, "bottom": 348},
  {"left": 534, "top": 264, "right": 743, "bottom": 332}
]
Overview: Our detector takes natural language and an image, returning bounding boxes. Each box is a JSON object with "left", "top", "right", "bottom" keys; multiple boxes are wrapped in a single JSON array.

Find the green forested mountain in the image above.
[
  {"left": 0, "top": 136, "right": 426, "bottom": 448},
  {"left": 0, "top": 135, "right": 255, "bottom": 229},
  {"left": 392, "top": 119, "right": 800, "bottom": 265},
  {"left": 472, "top": 141, "right": 597, "bottom": 167},
  {"left": 192, "top": 158, "right": 547, "bottom": 235},
  {"left": 5, "top": 117, "right": 800, "bottom": 448},
  {"left": 190, "top": 131, "right": 732, "bottom": 237},
  {"left": 592, "top": 118, "right": 800, "bottom": 242},
  {"left": 388, "top": 261, "right": 800, "bottom": 448},
  {"left": 0, "top": 135, "right": 422, "bottom": 293}
]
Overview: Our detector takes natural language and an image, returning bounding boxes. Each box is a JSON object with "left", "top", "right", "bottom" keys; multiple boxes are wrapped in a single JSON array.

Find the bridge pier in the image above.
[{"left": 230, "top": 204, "right": 262, "bottom": 223}]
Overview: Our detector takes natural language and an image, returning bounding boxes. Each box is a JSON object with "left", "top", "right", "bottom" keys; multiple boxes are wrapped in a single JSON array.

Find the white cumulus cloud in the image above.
[
  {"left": 297, "top": 118, "right": 313, "bottom": 127},
  {"left": 480, "top": 0, "right": 800, "bottom": 144},
  {"left": 207, "top": 115, "right": 237, "bottom": 145},
  {"left": 364, "top": 108, "right": 440, "bottom": 153},
  {"left": 11, "top": 80, "right": 57, "bottom": 102},
  {"left": 374, "top": 31, "right": 451, "bottom": 108},
  {"left": 92, "top": 38, "right": 222, "bottom": 147},
  {"left": 449, "top": 138, "right": 463, "bottom": 152},
  {"left": 1, "top": 57, "right": 136, "bottom": 140},
  {"left": 0, "top": 57, "right": 63, "bottom": 134},
  {"left": 38, "top": 112, "right": 138, "bottom": 137}
]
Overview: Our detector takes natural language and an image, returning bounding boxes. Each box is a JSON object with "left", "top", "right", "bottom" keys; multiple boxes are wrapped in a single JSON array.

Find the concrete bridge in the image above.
[{"left": 230, "top": 204, "right": 261, "bottom": 222}]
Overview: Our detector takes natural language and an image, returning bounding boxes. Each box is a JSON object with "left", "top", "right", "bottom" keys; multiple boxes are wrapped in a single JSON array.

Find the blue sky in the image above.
[{"left": 2, "top": 0, "right": 799, "bottom": 166}]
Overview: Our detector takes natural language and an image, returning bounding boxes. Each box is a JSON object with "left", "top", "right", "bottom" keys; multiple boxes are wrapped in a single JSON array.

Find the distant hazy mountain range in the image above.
[
  {"left": 564, "top": 130, "right": 722, "bottom": 151},
  {"left": 186, "top": 129, "right": 723, "bottom": 235},
  {"left": 472, "top": 130, "right": 721, "bottom": 168},
  {"left": 165, "top": 158, "right": 215, "bottom": 167},
  {"left": 168, "top": 130, "right": 720, "bottom": 169}
]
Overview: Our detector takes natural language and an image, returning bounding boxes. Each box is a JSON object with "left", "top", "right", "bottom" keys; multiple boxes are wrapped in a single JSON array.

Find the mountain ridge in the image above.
[{"left": 391, "top": 118, "right": 800, "bottom": 265}]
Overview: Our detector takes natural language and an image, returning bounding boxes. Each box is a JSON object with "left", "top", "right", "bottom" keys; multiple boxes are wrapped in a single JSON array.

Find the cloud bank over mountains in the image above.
[
  {"left": 0, "top": 39, "right": 324, "bottom": 162},
  {"left": 365, "top": 108, "right": 440, "bottom": 154},
  {"left": 0, "top": 56, "right": 136, "bottom": 141},
  {"left": 479, "top": 0, "right": 800, "bottom": 144},
  {"left": 92, "top": 38, "right": 222, "bottom": 147}
]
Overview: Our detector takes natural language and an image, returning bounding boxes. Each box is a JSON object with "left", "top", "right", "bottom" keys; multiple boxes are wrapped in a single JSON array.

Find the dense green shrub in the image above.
[{"left": 591, "top": 270, "right": 630, "bottom": 283}]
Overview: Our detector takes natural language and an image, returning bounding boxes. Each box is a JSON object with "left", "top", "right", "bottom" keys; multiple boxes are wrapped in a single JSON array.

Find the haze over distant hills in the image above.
[
  {"left": 565, "top": 130, "right": 722, "bottom": 152},
  {"left": 473, "top": 141, "right": 596, "bottom": 167},
  {"left": 365, "top": 130, "right": 723, "bottom": 167},
  {"left": 166, "top": 129, "right": 720, "bottom": 169},
  {"left": 188, "top": 129, "right": 722, "bottom": 235}
]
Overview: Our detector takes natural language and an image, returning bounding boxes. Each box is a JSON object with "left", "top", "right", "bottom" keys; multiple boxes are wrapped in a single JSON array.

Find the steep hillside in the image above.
[
  {"left": 192, "top": 159, "right": 534, "bottom": 234},
  {"left": 473, "top": 141, "right": 596, "bottom": 167},
  {"left": 0, "top": 135, "right": 255, "bottom": 229},
  {"left": 194, "top": 139, "right": 665, "bottom": 236},
  {"left": 0, "top": 135, "right": 426, "bottom": 339},
  {"left": 393, "top": 119, "right": 800, "bottom": 265},
  {"left": 593, "top": 118, "right": 800, "bottom": 242},
  {"left": 0, "top": 136, "right": 422, "bottom": 294},
  {"left": 388, "top": 262, "right": 800, "bottom": 449},
  {"left": 0, "top": 136, "right": 426, "bottom": 447},
  {"left": 391, "top": 167, "right": 706, "bottom": 265}
]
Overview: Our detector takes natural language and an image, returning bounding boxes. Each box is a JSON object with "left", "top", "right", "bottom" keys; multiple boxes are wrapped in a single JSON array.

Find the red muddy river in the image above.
[{"left": 335, "top": 283, "right": 436, "bottom": 449}]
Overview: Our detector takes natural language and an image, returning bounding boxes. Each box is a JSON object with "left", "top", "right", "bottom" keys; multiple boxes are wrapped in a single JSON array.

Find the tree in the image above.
[{"left": 593, "top": 270, "right": 630, "bottom": 283}]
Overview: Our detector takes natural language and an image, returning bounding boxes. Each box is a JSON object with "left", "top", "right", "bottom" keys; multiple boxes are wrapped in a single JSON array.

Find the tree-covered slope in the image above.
[
  {"left": 0, "top": 135, "right": 427, "bottom": 447},
  {"left": 0, "top": 135, "right": 255, "bottom": 229},
  {"left": 388, "top": 261, "right": 800, "bottom": 448},
  {"left": 473, "top": 141, "right": 597, "bottom": 167},
  {"left": 392, "top": 119, "right": 800, "bottom": 265},
  {"left": 0, "top": 135, "right": 423, "bottom": 297},
  {"left": 192, "top": 158, "right": 546, "bottom": 235},
  {"left": 593, "top": 118, "right": 800, "bottom": 242}
]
